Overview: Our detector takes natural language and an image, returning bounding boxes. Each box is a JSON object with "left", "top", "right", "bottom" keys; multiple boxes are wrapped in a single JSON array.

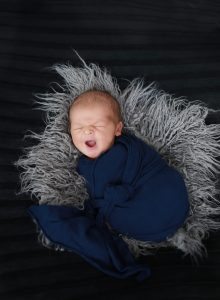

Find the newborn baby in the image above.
[
  {"left": 69, "top": 90, "right": 189, "bottom": 241},
  {"left": 68, "top": 90, "right": 123, "bottom": 159},
  {"left": 28, "top": 90, "right": 189, "bottom": 281}
]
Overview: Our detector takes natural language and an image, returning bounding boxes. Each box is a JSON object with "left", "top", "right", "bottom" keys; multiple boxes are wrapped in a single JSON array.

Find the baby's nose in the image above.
[{"left": 84, "top": 127, "right": 94, "bottom": 135}]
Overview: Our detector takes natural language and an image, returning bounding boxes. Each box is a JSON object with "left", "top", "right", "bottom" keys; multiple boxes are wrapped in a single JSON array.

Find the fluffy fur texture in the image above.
[{"left": 16, "top": 50, "right": 220, "bottom": 260}]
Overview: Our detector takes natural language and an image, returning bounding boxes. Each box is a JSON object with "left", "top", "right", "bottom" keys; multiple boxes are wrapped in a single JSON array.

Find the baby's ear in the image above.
[{"left": 115, "top": 121, "right": 123, "bottom": 136}]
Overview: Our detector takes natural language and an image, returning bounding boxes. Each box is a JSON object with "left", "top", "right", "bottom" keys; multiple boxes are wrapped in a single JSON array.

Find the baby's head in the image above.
[{"left": 69, "top": 90, "right": 123, "bottom": 159}]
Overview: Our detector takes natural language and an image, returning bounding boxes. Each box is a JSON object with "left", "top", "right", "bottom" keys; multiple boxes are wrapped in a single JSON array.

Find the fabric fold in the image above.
[
  {"left": 92, "top": 183, "right": 135, "bottom": 227},
  {"left": 28, "top": 204, "right": 151, "bottom": 281}
]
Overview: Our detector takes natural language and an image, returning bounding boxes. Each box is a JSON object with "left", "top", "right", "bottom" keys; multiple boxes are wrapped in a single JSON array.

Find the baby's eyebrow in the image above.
[
  {"left": 95, "top": 119, "right": 107, "bottom": 124},
  {"left": 73, "top": 119, "right": 107, "bottom": 126}
]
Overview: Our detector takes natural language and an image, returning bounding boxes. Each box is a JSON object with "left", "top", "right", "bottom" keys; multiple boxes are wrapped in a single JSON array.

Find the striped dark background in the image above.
[{"left": 1, "top": 0, "right": 220, "bottom": 299}]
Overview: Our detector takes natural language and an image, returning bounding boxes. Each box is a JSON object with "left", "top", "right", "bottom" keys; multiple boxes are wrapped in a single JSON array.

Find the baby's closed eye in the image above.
[
  {"left": 73, "top": 127, "right": 83, "bottom": 131},
  {"left": 73, "top": 125, "right": 105, "bottom": 131}
]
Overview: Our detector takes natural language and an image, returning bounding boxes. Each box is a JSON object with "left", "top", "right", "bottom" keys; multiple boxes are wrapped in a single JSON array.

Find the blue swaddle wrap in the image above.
[
  {"left": 28, "top": 133, "right": 189, "bottom": 281},
  {"left": 78, "top": 133, "right": 189, "bottom": 241},
  {"left": 28, "top": 204, "right": 150, "bottom": 281}
]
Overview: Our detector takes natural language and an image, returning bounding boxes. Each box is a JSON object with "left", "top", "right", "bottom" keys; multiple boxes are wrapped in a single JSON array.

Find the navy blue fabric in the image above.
[
  {"left": 28, "top": 205, "right": 150, "bottom": 281},
  {"left": 77, "top": 133, "right": 189, "bottom": 241},
  {"left": 27, "top": 133, "right": 189, "bottom": 281}
]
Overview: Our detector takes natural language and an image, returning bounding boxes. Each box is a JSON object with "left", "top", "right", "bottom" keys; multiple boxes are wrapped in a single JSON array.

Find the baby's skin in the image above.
[{"left": 69, "top": 91, "right": 123, "bottom": 159}]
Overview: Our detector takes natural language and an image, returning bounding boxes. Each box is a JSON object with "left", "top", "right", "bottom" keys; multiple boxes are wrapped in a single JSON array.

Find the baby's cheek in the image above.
[
  {"left": 71, "top": 131, "right": 80, "bottom": 141},
  {"left": 71, "top": 135, "right": 77, "bottom": 144},
  {"left": 71, "top": 135, "right": 81, "bottom": 148}
]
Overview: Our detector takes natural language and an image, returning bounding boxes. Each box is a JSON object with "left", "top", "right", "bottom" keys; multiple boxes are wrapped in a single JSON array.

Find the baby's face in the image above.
[{"left": 69, "top": 101, "right": 123, "bottom": 159}]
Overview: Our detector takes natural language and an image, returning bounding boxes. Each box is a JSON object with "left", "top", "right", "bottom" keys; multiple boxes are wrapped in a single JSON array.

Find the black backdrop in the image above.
[{"left": 1, "top": 0, "right": 220, "bottom": 299}]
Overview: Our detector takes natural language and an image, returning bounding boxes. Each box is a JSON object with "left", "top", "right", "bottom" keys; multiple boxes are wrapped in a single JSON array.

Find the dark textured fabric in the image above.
[{"left": 1, "top": 0, "right": 220, "bottom": 299}]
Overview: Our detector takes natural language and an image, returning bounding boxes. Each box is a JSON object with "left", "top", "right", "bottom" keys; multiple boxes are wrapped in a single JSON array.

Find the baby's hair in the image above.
[{"left": 68, "top": 89, "right": 122, "bottom": 133}]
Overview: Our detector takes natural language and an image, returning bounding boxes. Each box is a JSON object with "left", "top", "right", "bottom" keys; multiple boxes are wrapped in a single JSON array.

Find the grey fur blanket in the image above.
[{"left": 16, "top": 50, "right": 220, "bottom": 260}]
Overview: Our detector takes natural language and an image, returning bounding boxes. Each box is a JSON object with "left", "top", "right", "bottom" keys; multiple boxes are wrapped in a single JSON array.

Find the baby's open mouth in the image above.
[{"left": 85, "top": 140, "right": 96, "bottom": 148}]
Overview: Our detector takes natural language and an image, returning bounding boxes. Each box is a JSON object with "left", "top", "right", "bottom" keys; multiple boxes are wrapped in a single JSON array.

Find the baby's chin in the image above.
[
  {"left": 83, "top": 151, "right": 103, "bottom": 159},
  {"left": 82, "top": 144, "right": 111, "bottom": 159},
  {"left": 80, "top": 145, "right": 103, "bottom": 159},
  {"left": 86, "top": 154, "right": 100, "bottom": 159}
]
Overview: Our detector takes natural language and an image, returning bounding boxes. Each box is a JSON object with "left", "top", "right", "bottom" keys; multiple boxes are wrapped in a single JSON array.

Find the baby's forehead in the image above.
[
  {"left": 70, "top": 91, "right": 116, "bottom": 112},
  {"left": 75, "top": 90, "right": 113, "bottom": 104},
  {"left": 69, "top": 90, "right": 121, "bottom": 123}
]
